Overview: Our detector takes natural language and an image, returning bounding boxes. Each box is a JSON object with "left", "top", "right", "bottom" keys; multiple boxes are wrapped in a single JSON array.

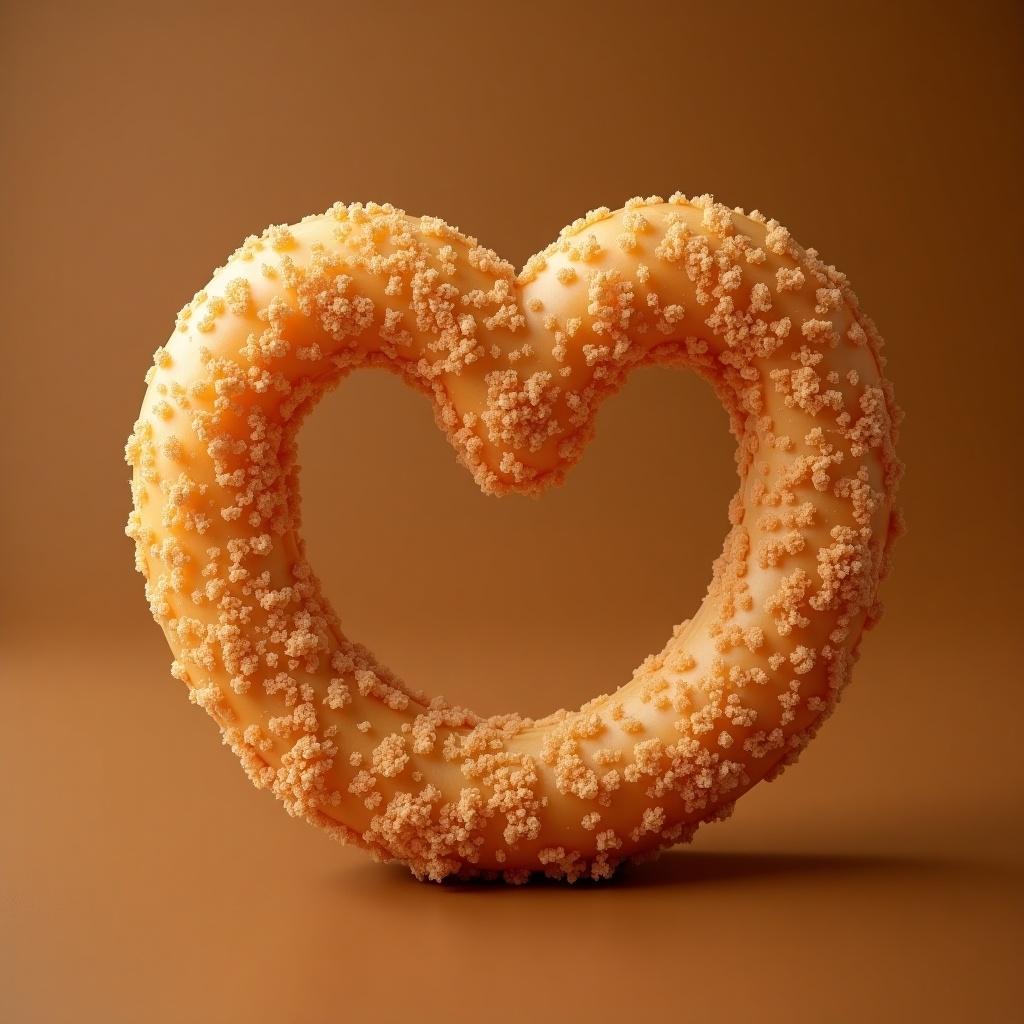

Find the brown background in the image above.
[{"left": 2, "top": 1, "right": 1022, "bottom": 1021}]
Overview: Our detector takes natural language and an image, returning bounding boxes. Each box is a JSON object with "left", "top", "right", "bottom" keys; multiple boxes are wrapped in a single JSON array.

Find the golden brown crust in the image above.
[{"left": 126, "top": 195, "right": 902, "bottom": 882}]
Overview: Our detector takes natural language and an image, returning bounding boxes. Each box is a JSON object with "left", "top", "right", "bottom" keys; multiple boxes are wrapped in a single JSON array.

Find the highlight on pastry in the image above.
[{"left": 125, "top": 193, "right": 903, "bottom": 882}]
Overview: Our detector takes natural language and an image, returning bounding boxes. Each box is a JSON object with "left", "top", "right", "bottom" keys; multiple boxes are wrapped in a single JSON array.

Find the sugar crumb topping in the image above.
[{"left": 127, "top": 195, "right": 902, "bottom": 883}]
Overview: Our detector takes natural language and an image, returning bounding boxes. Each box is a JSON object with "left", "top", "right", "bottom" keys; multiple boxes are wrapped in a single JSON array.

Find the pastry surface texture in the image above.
[{"left": 126, "top": 194, "right": 902, "bottom": 882}]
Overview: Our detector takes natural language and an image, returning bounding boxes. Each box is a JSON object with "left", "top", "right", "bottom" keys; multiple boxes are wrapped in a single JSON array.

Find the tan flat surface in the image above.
[
  {"left": 3, "top": 633, "right": 1021, "bottom": 1024},
  {"left": 2, "top": 1, "right": 1022, "bottom": 1021}
]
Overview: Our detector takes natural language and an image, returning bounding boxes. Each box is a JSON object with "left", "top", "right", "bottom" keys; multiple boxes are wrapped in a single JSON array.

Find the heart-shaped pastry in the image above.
[{"left": 126, "top": 193, "right": 902, "bottom": 882}]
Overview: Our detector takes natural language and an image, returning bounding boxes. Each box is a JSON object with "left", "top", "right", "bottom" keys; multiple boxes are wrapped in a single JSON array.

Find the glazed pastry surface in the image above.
[{"left": 126, "top": 194, "right": 902, "bottom": 881}]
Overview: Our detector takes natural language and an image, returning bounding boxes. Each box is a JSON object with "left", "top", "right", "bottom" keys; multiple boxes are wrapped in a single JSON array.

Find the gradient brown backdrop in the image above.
[{"left": 2, "top": 1, "right": 1022, "bottom": 1021}]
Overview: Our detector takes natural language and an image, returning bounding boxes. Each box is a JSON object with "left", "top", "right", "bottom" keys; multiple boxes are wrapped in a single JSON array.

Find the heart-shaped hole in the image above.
[{"left": 301, "top": 363, "right": 737, "bottom": 719}]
